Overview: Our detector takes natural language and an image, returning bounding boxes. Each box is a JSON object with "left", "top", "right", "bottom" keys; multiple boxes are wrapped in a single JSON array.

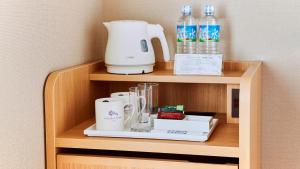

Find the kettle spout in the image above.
[{"left": 103, "top": 22, "right": 110, "bottom": 30}]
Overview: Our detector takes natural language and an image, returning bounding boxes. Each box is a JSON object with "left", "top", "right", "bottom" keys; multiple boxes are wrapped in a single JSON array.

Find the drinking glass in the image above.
[
  {"left": 129, "top": 87, "right": 148, "bottom": 132},
  {"left": 137, "top": 83, "right": 159, "bottom": 127}
]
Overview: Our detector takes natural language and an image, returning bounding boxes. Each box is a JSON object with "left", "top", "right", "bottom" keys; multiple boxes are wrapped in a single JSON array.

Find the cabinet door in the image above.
[{"left": 57, "top": 154, "right": 238, "bottom": 169}]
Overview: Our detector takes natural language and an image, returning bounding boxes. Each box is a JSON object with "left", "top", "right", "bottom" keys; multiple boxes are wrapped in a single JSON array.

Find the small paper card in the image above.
[{"left": 174, "top": 54, "right": 223, "bottom": 75}]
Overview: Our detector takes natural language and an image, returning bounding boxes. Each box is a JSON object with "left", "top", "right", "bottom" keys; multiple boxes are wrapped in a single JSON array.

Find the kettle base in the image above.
[{"left": 106, "top": 65, "right": 154, "bottom": 75}]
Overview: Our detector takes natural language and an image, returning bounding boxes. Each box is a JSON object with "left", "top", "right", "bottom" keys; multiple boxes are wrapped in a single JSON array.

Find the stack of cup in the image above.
[{"left": 95, "top": 83, "right": 159, "bottom": 132}]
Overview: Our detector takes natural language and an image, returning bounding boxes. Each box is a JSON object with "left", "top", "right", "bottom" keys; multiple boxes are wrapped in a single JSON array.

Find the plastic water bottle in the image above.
[
  {"left": 198, "top": 5, "right": 220, "bottom": 54},
  {"left": 176, "top": 5, "right": 197, "bottom": 54}
]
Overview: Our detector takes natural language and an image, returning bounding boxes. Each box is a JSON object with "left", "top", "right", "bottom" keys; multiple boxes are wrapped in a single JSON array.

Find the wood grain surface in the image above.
[{"left": 57, "top": 154, "right": 238, "bottom": 169}]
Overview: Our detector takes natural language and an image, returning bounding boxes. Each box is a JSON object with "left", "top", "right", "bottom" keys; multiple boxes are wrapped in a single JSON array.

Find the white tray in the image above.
[{"left": 84, "top": 119, "right": 218, "bottom": 142}]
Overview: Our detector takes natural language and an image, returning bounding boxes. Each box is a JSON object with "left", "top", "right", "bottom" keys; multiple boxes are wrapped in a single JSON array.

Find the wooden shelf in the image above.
[
  {"left": 56, "top": 119, "right": 239, "bottom": 158},
  {"left": 90, "top": 69, "right": 244, "bottom": 84},
  {"left": 89, "top": 61, "right": 262, "bottom": 84}
]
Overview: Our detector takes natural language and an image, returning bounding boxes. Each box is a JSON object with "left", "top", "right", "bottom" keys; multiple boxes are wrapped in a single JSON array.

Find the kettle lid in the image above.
[{"left": 107, "top": 20, "right": 147, "bottom": 24}]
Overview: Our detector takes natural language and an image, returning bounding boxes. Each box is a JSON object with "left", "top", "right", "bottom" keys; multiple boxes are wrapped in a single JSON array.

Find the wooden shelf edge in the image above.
[
  {"left": 88, "top": 60, "right": 262, "bottom": 84},
  {"left": 55, "top": 119, "right": 239, "bottom": 158},
  {"left": 89, "top": 72, "right": 242, "bottom": 84},
  {"left": 56, "top": 138, "right": 239, "bottom": 158}
]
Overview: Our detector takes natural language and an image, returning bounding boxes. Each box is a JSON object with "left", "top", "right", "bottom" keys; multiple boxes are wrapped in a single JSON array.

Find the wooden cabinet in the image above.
[{"left": 45, "top": 60, "right": 262, "bottom": 169}]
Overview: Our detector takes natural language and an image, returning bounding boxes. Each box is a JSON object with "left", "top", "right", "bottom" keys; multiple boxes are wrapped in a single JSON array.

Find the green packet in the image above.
[{"left": 158, "top": 105, "right": 184, "bottom": 112}]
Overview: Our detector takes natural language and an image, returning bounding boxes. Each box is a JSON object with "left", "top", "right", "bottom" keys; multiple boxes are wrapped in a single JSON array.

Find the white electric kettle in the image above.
[{"left": 103, "top": 20, "right": 170, "bottom": 74}]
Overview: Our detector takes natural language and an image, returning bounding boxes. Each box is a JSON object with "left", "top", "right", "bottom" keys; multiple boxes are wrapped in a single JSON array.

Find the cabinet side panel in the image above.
[
  {"left": 250, "top": 66, "right": 262, "bottom": 169},
  {"left": 45, "top": 73, "right": 60, "bottom": 169},
  {"left": 239, "top": 63, "right": 262, "bottom": 169},
  {"left": 44, "top": 61, "right": 108, "bottom": 169}
]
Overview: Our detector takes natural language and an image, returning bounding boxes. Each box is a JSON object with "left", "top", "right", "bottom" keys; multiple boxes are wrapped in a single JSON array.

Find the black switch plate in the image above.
[{"left": 231, "top": 89, "right": 240, "bottom": 118}]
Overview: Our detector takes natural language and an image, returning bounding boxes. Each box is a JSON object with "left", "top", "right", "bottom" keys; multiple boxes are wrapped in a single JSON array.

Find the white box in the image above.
[
  {"left": 154, "top": 115, "right": 213, "bottom": 132},
  {"left": 174, "top": 54, "right": 223, "bottom": 75}
]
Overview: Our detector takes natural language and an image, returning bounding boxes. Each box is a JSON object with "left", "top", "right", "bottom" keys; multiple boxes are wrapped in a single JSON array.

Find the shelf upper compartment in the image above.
[
  {"left": 89, "top": 61, "right": 259, "bottom": 84},
  {"left": 56, "top": 119, "right": 239, "bottom": 158}
]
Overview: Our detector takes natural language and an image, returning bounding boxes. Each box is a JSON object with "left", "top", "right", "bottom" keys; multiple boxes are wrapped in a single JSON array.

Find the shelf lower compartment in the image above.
[{"left": 56, "top": 119, "right": 239, "bottom": 158}]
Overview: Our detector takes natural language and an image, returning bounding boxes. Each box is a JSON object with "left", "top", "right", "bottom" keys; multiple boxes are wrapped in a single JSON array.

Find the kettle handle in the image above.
[{"left": 147, "top": 24, "right": 170, "bottom": 61}]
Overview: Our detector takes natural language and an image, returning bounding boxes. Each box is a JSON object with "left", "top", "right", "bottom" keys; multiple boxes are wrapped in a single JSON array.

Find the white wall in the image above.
[
  {"left": 0, "top": 1, "right": 103, "bottom": 168},
  {"left": 1, "top": 0, "right": 300, "bottom": 169}
]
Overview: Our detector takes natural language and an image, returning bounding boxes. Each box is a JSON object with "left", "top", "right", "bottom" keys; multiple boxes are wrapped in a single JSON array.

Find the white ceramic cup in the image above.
[
  {"left": 111, "top": 92, "right": 132, "bottom": 106},
  {"left": 95, "top": 98, "right": 124, "bottom": 131}
]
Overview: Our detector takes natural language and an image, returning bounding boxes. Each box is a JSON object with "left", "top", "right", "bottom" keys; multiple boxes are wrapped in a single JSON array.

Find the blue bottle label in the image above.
[
  {"left": 199, "top": 25, "right": 220, "bottom": 42},
  {"left": 177, "top": 25, "right": 197, "bottom": 42}
]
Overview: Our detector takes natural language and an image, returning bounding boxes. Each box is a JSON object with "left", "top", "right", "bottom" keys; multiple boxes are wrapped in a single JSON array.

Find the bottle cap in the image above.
[
  {"left": 204, "top": 5, "right": 215, "bottom": 15},
  {"left": 181, "top": 5, "right": 192, "bottom": 15}
]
